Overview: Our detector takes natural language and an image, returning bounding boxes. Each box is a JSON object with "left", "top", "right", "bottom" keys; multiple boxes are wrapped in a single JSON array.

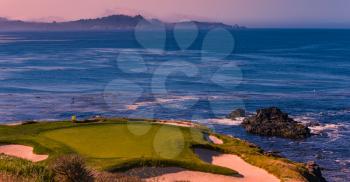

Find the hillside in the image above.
[{"left": 0, "top": 15, "right": 244, "bottom": 31}]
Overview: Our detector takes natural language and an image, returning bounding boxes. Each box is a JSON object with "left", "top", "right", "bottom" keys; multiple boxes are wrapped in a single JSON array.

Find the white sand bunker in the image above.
[
  {"left": 146, "top": 148, "right": 280, "bottom": 182},
  {"left": 0, "top": 145, "right": 48, "bottom": 162},
  {"left": 155, "top": 120, "right": 199, "bottom": 128},
  {"left": 146, "top": 168, "right": 243, "bottom": 182},
  {"left": 208, "top": 135, "right": 224, "bottom": 144}
]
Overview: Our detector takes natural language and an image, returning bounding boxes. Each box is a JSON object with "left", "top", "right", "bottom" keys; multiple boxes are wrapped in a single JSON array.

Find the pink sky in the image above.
[{"left": 1, "top": 0, "right": 349, "bottom": 28}]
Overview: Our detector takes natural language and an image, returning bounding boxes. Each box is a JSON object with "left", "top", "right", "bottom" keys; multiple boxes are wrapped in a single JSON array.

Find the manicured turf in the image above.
[{"left": 41, "top": 123, "right": 204, "bottom": 159}]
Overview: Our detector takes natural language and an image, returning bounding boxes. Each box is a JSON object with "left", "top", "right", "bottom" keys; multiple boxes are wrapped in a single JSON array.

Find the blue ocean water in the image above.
[{"left": 0, "top": 29, "right": 350, "bottom": 181}]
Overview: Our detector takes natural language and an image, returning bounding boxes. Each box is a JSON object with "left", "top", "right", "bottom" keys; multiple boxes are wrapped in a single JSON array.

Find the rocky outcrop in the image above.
[
  {"left": 304, "top": 161, "right": 327, "bottom": 182},
  {"left": 241, "top": 107, "right": 311, "bottom": 139},
  {"left": 226, "top": 108, "right": 246, "bottom": 120}
]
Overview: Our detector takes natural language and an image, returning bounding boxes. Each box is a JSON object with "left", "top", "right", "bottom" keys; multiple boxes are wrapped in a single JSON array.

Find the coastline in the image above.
[{"left": 0, "top": 118, "right": 325, "bottom": 181}]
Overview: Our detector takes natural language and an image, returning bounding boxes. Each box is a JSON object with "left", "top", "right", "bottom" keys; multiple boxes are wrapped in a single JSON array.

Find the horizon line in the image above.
[{"left": 2, "top": 14, "right": 350, "bottom": 29}]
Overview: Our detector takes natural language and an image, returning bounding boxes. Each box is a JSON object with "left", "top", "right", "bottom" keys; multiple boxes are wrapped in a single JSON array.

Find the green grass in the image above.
[
  {"left": 0, "top": 119, "right": 316, "bottom": 181},
  {"left": 0, "top": 154, "right": 52, "bottom": 181},
  {"left": 42, "top": 123, "right": 197, "bottom": 159},
  {"left": 0, "top": 120, "right": 238, "bottom": 177}
]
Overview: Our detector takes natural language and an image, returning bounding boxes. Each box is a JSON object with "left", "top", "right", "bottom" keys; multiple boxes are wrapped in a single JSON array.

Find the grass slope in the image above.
[{"left": 0, "top": 154, "right": 52, "bottom": 181}]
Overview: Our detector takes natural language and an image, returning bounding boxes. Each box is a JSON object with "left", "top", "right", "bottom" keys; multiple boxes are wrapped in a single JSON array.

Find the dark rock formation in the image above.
[
  {"left": 304, "top": 161, "right": 327, "bottom": 182},
  {"left": 263, "top": 150, "right": 283, "bottom": 158},
  {"left": 241, "top": 107, "right": 311, "bottom": 139},
  {"left": 226, "top": 108, "right": 246, "bottom": 120},
  {"left": 21, "top": 121, "right": 38, "bottom": 125}
]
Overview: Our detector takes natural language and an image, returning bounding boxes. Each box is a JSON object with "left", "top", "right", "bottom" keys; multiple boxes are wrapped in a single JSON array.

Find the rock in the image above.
[
  {"left": 21, "top": 121, "right": 38, "bottom": 125},
  {"left": 263, "top": 150, "right": 282, "bottom": 158},
  {"left": 241, "top": 107, "right": 311, "bottom": 139},
  {"left": 80, "top": 116, "right": 106, "bottom": 123},
  {"left": 305, "top": 161, "right": 327, "bottom": 182},
  {"left": 227, "top": 108, "right": 246, "bottom": 120}
]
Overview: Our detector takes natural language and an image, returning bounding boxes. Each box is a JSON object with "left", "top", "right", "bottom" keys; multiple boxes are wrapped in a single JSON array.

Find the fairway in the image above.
[{"left": 41, "top": 123, "right": 206, "bottom": 159}]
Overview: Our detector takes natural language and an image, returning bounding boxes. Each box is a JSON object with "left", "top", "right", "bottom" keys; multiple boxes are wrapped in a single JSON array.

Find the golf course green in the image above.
[
  {"left": 0, "top": 119, "right": 321, "bottom": 181},
  {"left": 41, "top": 123, "right": 205, "bottom": 159}
]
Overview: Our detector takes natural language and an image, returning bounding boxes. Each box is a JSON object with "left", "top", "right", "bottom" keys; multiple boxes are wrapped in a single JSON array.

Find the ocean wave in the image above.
[
  {"left": 156, "top": 96, "right": 199, "bottom": 103},
  {"left": 0, "top": 35, "right": 69, "bottom": 44},
  {"left": 258, "top": 44, "right": 323, "bottom": 53},
  {"left": 0, "top": 72, "right": 12, "bottom": 80},
  {"left": 126, "top": 101, "right": 154, "bottom": 110},
  {"left": 293, "top": 115, "right": 348, "bottom": 135},
  {"left": 309, "top": 124, "right": 347, "bottom": 135},
  {"left": 0, "top": 35, "right": 23, "bottom": 44},
  {"left": 1, "top": 66, "right": 84, "bottom": 72},
  {"left": 125, "top": 96, "right": 199, "bottom": 110},
  {"left": 293, "top": 115, "right": 318, "bottom": 124},
  {"left": 202, "top": 117, "right": 245, "bottom": 126}
]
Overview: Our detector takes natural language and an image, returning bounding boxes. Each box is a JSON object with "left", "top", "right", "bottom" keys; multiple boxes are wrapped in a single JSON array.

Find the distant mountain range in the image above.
[{"left": 0, "top": 15, "right": 245, "bottom": 31}]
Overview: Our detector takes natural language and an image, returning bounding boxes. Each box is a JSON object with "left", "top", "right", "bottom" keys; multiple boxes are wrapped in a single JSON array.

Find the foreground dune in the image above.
[
  {"left": 0, "top": 145, "right": 48, "bottom": 162},
  {"left": 147, "top": 148, "right": 280, "bottom": 182}
]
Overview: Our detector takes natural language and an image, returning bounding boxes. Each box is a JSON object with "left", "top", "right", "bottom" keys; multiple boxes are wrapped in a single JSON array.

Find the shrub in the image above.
[{"left": 50, "top": 155, "right": 93, "bottom": 182}]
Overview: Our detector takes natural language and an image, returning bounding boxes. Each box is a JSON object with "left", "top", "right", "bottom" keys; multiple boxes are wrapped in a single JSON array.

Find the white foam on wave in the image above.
[
  {"left": 156, "top": 96, "right": 198, "bottom": 103},
  {"left": 293, "top": 115, "right": 317, "bottom": 124},
  {"left": 0, "top": 35, "right": 23, "bottom": 44},
  {"left": 126, "top": 101, "right": 154, "bottom": 110},
  {"left": 293, "top": 115, "right": 348, "bottom": 136},
  {"left": 204, "top": 117, "right": 245, "bottom": 126},
  {"left": 125, "top": 96, "right": 199, "bottom": 110},
  {"left": 309, "top": 124, "right": 347, "bottom": 135}
]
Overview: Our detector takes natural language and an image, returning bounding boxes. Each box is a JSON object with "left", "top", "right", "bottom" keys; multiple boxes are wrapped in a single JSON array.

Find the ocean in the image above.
[{"left": 0, "top": 29, "right": 349, "bottom": 181}]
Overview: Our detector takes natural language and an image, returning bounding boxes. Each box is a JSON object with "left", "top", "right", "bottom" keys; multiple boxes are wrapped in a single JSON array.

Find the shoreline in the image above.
[
  {"left": 0, "top": 118, "right": 325, "bottom": 181},
  {"left": 0, "top": 118, "right": 207, "bottom": 130},
  {"left": 2, "top": 117, "right": 338, "bottom": 138}
]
